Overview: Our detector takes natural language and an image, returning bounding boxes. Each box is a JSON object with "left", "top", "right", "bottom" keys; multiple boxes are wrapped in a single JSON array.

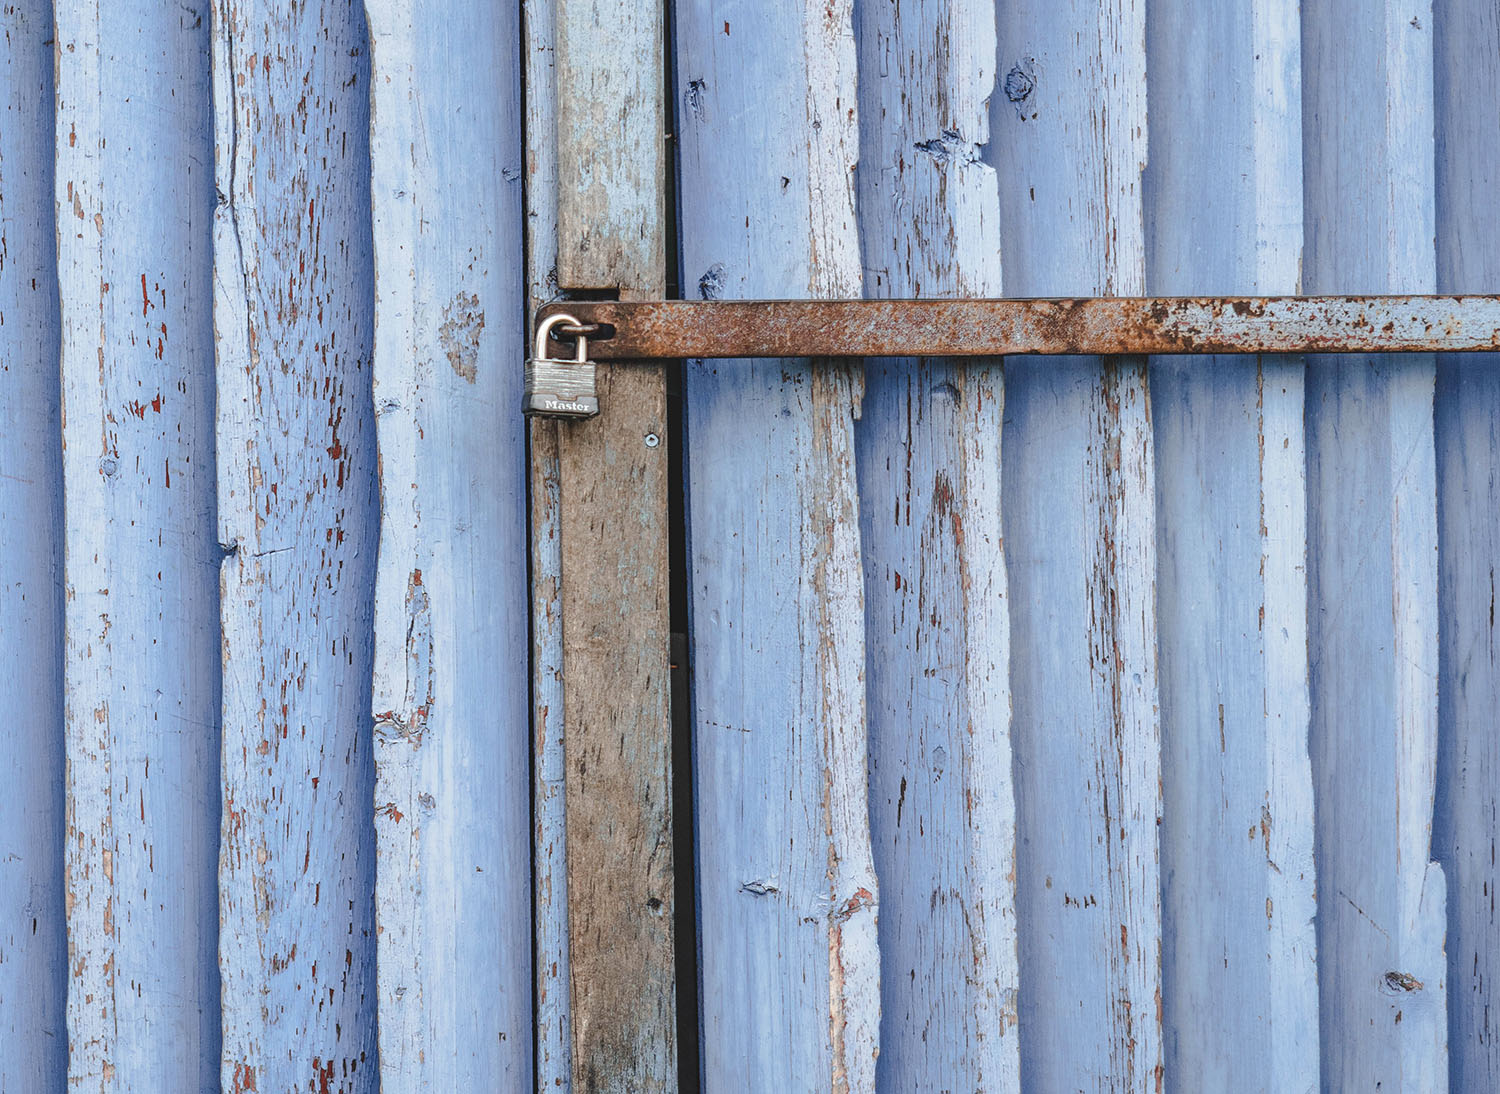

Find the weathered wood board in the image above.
[
  {"left": 55, "top": 3, "right": 221, "bottom": 1088},
  {"left": 1434, "top": 0, "right": 1500, "bottom": 1086},
  {"left": 1303, "top": 1, "right": 1448, "bottom": 1088},
  {"left": 553, "top": 0, "right": 675, "bottom": 1088},
  {"left": 211, "top": 0, "right": 380, "bottom": 1086},
  {"left": 523, "top": 0, "right": 573, "bottom": 1088},
  {"left": 853, "top": 0, "right": 1018, "bottom": 1087},
  {"left": 1144, "top": 0, "right": 1320, "bottom": 1088},
  {"left": 365, "top": 2, "right": 533, "bottom": 1088},
  {"left": 990, "top": 0, "right": 1163, "bottom": 1087},
  {"left": 0, "top": 3, "right": 66, "bottom": 1088},
  {"left": 675, "top": 0, "right": 880, "bottom": 1088}
]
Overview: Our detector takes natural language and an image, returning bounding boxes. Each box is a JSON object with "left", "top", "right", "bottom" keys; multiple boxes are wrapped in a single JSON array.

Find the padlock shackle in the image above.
[{"left": 534, "top": 312, "right": 589, "bottom": 364}]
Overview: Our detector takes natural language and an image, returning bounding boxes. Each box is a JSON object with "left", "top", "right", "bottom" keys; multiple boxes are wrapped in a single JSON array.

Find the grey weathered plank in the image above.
[
  {"left": 1434, "top": 0, "right": 1500, "bottom": 1086},
  {"left": 55, "top": 3, "right": 220, "bottom": 1087},
  {"left": 211, "top": 0, "right": 380, "bottom": 1086},
  {"left": 675, "top": 0, "right": 880, "bottom": 1088},
  {"left": 0, "top": 3, "right": 65, "bottom": 1088},
  {"left": 555, "top": 0, "right": 663, "bottom": 292},
  {"left": 1303, "top": 1, "right": 1447, "bottom": 1088},
  {"left": 553, "top": 0, "right": 674, "bottom": 1088},
  {"left": 1145, "top": 0, "right": 1320, "bottom": 1088},
  {"left": 990, "top": 0, "right": 1163, "bottom": 1087},
  {"left": 365, "top": 2, "right": 532, "bottom": 1087},
  {"left": 853, "top": 0, "right": 1018, "bottom": 1087},
  {"left": 558, "top": 366, "right": 673, "bottom": 1092},
  {"left": 523, "top": 0, "right": 572, "bottom": 1087}
]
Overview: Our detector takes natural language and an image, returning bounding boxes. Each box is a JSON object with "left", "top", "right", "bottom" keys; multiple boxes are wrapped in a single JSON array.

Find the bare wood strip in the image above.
[
  {"left": 212, "top": 0, "right": 380, "bottom": 1085},
  {"left": 553, "top": 0, "right": 674, "bottom": 1087},
  {"left": 364, "top": 0, "right": 533, "bottom": 1086},
  {"left": 56, "top": 2, "right": 220, "bottom": 1087}
]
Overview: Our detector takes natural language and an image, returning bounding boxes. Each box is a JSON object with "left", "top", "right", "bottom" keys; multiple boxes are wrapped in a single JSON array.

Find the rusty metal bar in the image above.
[{"left": 539, "top": 296, "right": 1500, "bottom": 359}]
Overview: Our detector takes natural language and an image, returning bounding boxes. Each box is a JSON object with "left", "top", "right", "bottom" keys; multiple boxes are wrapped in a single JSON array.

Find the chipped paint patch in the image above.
[{"left": 438, "top": 291, "right": 484, "bottom": 383}]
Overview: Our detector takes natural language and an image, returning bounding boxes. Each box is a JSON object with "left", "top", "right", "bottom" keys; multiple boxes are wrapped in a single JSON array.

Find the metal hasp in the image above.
[{"left": 537, "top": 295, "right": 1500, "bottom": 361}]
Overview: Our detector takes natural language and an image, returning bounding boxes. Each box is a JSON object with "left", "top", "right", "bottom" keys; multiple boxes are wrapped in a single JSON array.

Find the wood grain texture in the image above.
[
  {"left": 676, "top": 0, "right": 879, "bottom": 1088},
  {"left": 554, "top": 0, "right": 673, "bottom": 1088},
  {"left": 989, "top": 0, "right": 1163, "bottom": 1088},
  {"left": 555, "top": 0, "right": 663, "bottom": 292},
  {"left": 211, "top": 0, "right": 380, "bottom": 1087},
  {"left": 1433, "top": 0, "right": 1500, "bottom": 1086},
  {"left": 559, "top": 365, "right": 673, "bottom": 1092},
  {"left": 55, "top": 3, "right": 220, "bottom": 1088},
  {"left": 853, "top": 0, "right": 1018, "bottom": 1088},
  {"left": 0, "top": 3, "right": 66, "bottom": 1088},
  {"left": 365, "top": 2, "right": 532, "bottom": 1088},
  {"left": 1303, "top": 1, "right": 1448, "bottom": 1088},
  {"left": 523, "top": 0, "right": 572, "bottom": 1087},
  {"left": 1144, "top": 0, "right": 1320, "bottom": 1089}
]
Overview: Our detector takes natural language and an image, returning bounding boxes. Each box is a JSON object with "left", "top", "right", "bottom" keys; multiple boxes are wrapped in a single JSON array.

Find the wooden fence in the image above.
[{"left": 0, "top": 0, "right": 1497, "bottom": 1090}]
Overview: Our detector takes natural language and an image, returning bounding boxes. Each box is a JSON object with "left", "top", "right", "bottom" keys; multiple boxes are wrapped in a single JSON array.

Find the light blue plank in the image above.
[
  {"left": 1433, "top": 0, "right": 1500, "bottom": 1085},
  {"left": 989, "top": 0, "right": 1163, "bottom": 1087},
  {"left": 1144, "top": 0, "right": 1320, "bottom": 1089},
  {"left": 852, "top": 0, "right": 1019, "bottom": 1088},
  {"left": 1303, "top": 1, "right": 1447, "bottom": 1088},
  {"left": 54, "top": 2, "right": 219, "bottom": 1088},
  {"left": 212, "top": 0, "right": 380, "bottom": 1086},
  {"left": 365, "top": 3, "right": 532, "bottom": 1088},
  {"left": 0, "top": 3, "right": 65, "bottom": 1089},
  {"left": 675, "top": 0, "right": 880, "bottom": 1087}
]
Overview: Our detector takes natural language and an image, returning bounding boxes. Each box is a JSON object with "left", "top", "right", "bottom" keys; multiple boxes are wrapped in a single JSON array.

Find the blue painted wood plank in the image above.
[
  {"left": 990, "top": 1, "right": 1163, "bottom": 1087},
  {"left": 853, "top": 0, "right": 1019, "bottom": 1088},
  {"left": 364, "top": 2, "right": 532, "bottom": 1088},
  {"left": 675, "top": 0, "right": 880, "bottom": 1087},
  {"left": 54, "top": 3, "right": 220, "bottom": 1088},
  {"left": 1433, "top": 0, "right": 1500, "bottom": 1085},
  {"left": 0, "top": 3, "right": 66, "bottom": 1089},
  {"left": 212, "top": 0, "right": 380, "bottom": 1087},
  {"left": 1144, "top": 0, "right": 1321, "bottom": 1089},
  {"left": 1303, "top": 1, "right": 1447, "bottom": 1088}
]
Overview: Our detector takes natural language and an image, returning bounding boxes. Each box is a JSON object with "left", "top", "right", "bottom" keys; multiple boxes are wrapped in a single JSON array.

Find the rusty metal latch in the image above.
[{"left": 529, "top": 295, "right": 1500, "bottom": 417}]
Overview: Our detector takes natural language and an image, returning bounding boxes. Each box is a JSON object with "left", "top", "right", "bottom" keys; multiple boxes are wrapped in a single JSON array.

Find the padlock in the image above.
[{"left": 523, "top": 312, "right": 599, "bottom": 419}]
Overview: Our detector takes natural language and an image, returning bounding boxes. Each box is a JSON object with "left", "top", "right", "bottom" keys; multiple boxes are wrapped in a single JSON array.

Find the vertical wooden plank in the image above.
[
  {"left": 364, "top": 3, "right": 532, "bottom": 1088},
  {"left": 0, "top": 3, "right": 65, "bottom": 1087},
  {"left": 1302, "top": 1, "right": 1447, "bottom": 1088},
  {"left": 554, "top": 0, "right": 674, "bottom": 1088},
  {"left": 675, "top": 1, "right": 879, "bottom": 1089},
  {"left": 1144, "top": 0, "right": 1320, "bottom": 1089},
  {"left": 523, "top": 0, "right": 572, "bottom": 1083},
  {"left": 853, "top": 0, "right": 1017, "bottom": 1089},
  {"left": 1433, "top": 0, "right": 1500, "bottom": 1085},
  {"left": 212, "top": 0, "right": 380, "bottom": 1086},
  {"left": 990, "top": 0, "right": 1162, "bottom": 1088},
  {"left": 55, "top": 3, "right": 220, "bottom": 1088}
]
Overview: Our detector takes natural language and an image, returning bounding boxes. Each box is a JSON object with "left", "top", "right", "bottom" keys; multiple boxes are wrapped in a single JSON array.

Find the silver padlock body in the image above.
[{"left": 523, "top": 358, "right": 599, "bottom": 419}]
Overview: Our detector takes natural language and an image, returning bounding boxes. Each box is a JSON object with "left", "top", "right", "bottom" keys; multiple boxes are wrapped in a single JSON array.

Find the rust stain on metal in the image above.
[{"left": 540, "top": 296, "right": 1500, "bottom": 360}]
